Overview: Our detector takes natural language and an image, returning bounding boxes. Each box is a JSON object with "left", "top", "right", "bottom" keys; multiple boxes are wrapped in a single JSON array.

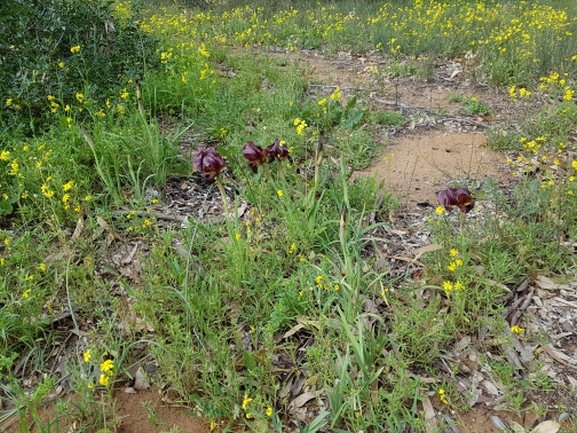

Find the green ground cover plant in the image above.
[{"left": 1, "top": 0, "right": 577, "bottom": 432}]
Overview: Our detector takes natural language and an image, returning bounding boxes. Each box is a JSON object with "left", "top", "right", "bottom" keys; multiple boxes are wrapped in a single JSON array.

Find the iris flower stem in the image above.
[
  {"left": 459, "top": 211, "right": 465, "bottom": 232},
  {"left": 216, "top": 177, "right": 230, "bottom": 222}
]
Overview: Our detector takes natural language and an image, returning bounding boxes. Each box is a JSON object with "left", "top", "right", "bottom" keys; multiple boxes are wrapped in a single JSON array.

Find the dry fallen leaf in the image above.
[
  {"left": 490, "top": 415, "right": 508, "bottom": 431},
  {"left": 509, "top": 421, "right": 527, "bottom": 433},
  {"left": 282, "top": 323, "right": 305, "bottom": 340},
  {"left": 535, "top": 275, "right": 558, "bottom": 290},
  {"left": 422, "top": 396, "right": 437, "bottom": 433},
  {"left": 530, "top": 420, "right": 560, "bottom": 433},
  {"left": 412, "top": 243, "right": 443, "bottom": 260},
  {"left": 288, "top": 390, "right": 322, "bottom": 410},
  {"left": 133, "top": 367, "right": 150, "bottom": 390}
]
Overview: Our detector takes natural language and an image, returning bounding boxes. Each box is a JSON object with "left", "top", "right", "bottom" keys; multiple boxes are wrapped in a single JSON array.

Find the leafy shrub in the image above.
[{"left": 0, "top": 0, "right": 160, "bottom": 133}]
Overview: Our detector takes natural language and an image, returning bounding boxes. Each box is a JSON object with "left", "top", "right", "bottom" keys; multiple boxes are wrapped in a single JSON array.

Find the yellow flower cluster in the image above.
[
  {"left": 330, "top": 86, "right": 342, "bottom": 100},
  {"left": 242, "top": 394, "right": 253, "bottom": 419},
  {"left": 508, "top": 133, "right": 577, "bottom": 190},
  {"left": 47, "top": 95, "right": 60, "bottom": 113},
  {"left": 508, "top": 85, "right": 531, "bottom": 100},
  {"left": 315, "top": 274, "right": 328, "bottom": 289},
  {"left": 443, "top": 280, "right": 465, "bottom": 295},
  {"left": 240, "top": 394, "right": 273, "bottom": 420},
  {"left": 438, "top": 388, "right": 448, "bottom": 404},
  {"left": 113, "top": 0, "right": 133, "bottom": 22},
  {"left": 293, "top": 118, "right": 307, "bottom": 136},
  {"left": 447, "top": 258, "right": 463, "bottom": 272},
  {"left": 99, "top": 359, "right": 115, "bottom": 386},
  {"left": 368, "top": 0, "right": 573, "bottom": 76},
  {"left": 510, "top": 325, "right": 524, "bottom": 334}
]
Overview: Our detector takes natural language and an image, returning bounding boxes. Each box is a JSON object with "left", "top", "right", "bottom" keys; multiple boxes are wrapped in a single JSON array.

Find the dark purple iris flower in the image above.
[
  {"left": 436, "top": 188, "right": 475, "bottom": 213},
  {"left": 193, "top": 147, "right": 226, "bottom": 184},
  {"left": 242, "top": 141, "right": 269, "bottom": 173},
  {"left": 266, "top": 139, "right": 289, "bottom": 162}
]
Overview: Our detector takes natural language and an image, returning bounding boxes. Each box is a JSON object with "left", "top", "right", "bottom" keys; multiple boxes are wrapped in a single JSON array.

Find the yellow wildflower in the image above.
[
  {"left": 100, "top": 359, "right": 114, "bottom": 373},
  {"left": 438, "top": 388, "right": 448, "bottom": 404},
  {"left": 70, "top": 45, "right": 81, "bottom": 53},
  {"left": 330, "top": 86, "right": 342, "bottom": 100},
  {"left": 519, "top": 88, "right": 531, "bottom": 98},
  {"left": 9, "top": 160, "right": 19, "bottom": 176},
  {"left": 198, "top": 43, "right": 210, "bottom": 58},
  {"left": 510, "top": 325, "right": 524, "bottom": 334},
  {"left": 242, "top": 394, "right": 253, "bottom": 411},
  {"left": 63, "top": 180, "right": 75, "bottom": 191},
  {"left": 99, "top": 374, "right": 110, "bottom": 386},
  {"left": 41, "top": 184, "right": 55, "bottom": 198},
  {"left": 83, "top": 350, "right": 92, "bottom": 363}
]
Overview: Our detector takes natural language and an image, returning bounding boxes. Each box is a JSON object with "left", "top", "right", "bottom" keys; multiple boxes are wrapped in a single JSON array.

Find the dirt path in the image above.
[{"left": 357, "top": 130, "right": 508, "bottom": 207}]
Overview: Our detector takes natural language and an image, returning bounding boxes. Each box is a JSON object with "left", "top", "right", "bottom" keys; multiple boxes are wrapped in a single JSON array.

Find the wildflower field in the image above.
[{"left": 1, "top": 0, "right": 577, "bottom": 431}]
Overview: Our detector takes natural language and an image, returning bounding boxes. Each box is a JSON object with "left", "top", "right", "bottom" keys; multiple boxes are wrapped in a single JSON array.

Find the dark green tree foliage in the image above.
[{"left": 0, "top": 0, "right": 160, "bottom": 133}]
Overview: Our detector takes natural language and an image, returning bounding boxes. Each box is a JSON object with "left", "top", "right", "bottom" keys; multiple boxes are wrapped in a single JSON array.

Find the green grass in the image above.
[{"left": 1, "top": 0, "right": 577, "bottom": 432}]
